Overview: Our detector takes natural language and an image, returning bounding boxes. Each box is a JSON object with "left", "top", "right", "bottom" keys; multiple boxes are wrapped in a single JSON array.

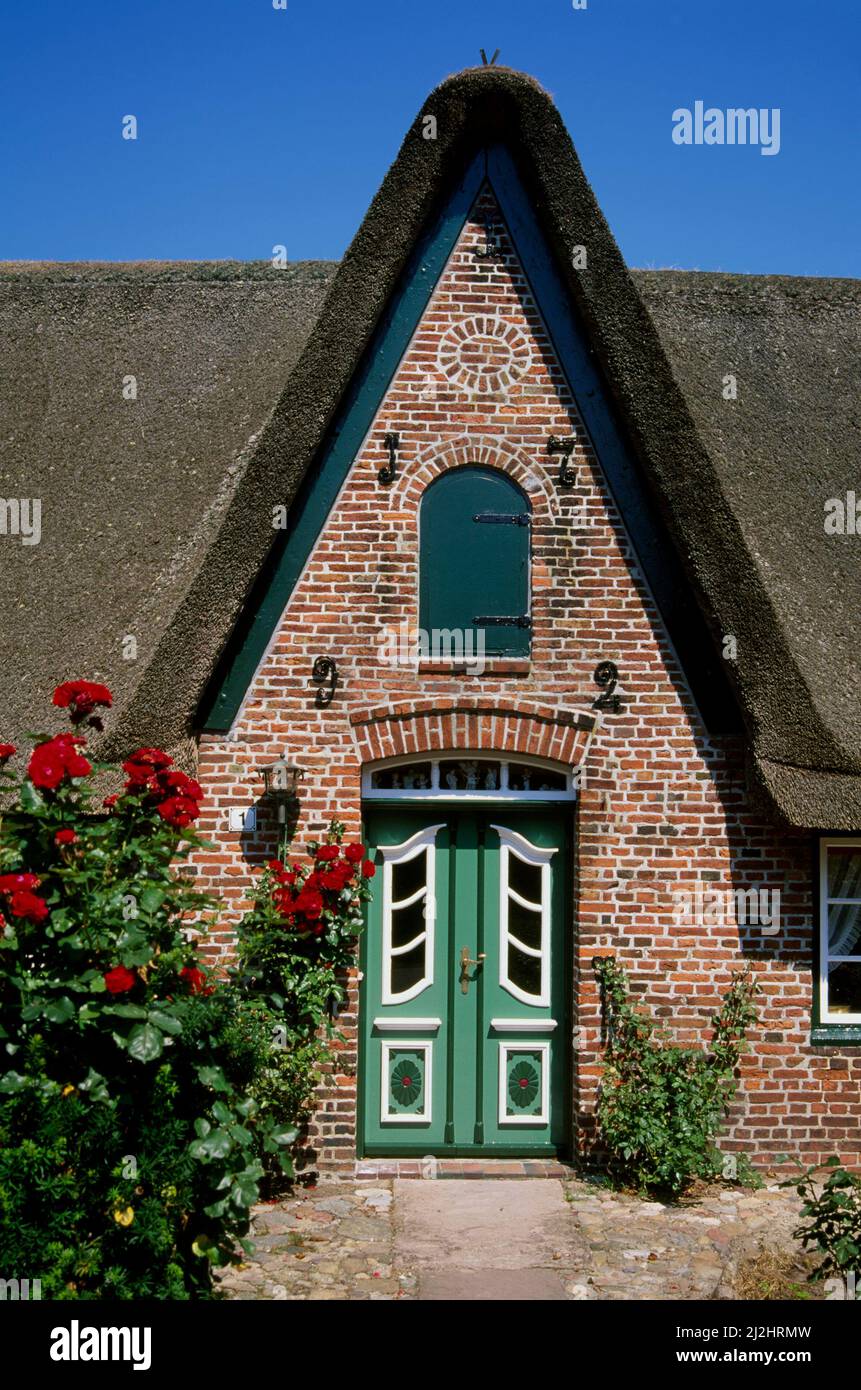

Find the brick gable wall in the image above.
[{"left": 192, "top": 189, "right": 861, "bottom": 1174}]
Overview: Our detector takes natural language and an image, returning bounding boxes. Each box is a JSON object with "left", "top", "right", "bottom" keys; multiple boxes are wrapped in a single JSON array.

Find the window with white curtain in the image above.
[{"left": 820, "top": 840, "right": 861, "bottom": 1024}]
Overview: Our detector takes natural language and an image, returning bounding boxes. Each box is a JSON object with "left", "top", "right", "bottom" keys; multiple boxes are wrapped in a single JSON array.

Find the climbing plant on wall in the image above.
[{"left": 592, "top": 955, "right": 759, "bottom": 1195}]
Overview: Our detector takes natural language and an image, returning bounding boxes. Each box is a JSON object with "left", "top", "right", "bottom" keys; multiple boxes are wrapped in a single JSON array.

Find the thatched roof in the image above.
[
  {"left": 0, "top": 260, "right": 336, "bottom": 758},
  {"left": 633, "top": 270, "right": 861, "bottom": 826},
  {"left": 1, "top": 67, "right": 858, "bottom": 828}
]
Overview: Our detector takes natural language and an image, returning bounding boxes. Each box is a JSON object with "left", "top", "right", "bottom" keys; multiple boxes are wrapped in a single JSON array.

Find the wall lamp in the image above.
[{"left": 261, "top": 758, "right": 305, "bottom": 824}]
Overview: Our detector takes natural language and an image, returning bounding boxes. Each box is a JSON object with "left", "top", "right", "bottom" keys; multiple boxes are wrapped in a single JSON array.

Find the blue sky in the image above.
[{"left": 1, "top": 0, "right": 858, "bottom": 275}]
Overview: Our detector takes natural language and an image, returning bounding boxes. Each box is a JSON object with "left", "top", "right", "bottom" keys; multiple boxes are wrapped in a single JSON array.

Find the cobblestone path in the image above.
[{"left": 217, "top": 1177, "right": 811, "bottom": 1301}]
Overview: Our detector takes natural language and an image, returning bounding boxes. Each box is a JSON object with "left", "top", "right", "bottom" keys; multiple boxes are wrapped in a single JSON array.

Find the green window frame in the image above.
[
  {"left": 418, "top": 467, "right": 531, "bottom": 659},
  {"left": 813, "top": 838, "right": 861, "bottom": 1044}
]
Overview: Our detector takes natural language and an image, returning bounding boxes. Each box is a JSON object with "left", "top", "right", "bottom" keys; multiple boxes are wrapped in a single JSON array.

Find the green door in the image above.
[{"left": 360, "top": 805, "right": 570, "bottom": 1156}]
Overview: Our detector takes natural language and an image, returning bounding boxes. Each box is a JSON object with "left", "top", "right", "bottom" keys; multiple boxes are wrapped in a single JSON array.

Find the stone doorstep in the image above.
[{"left": 354, "top": 1158, "right": 575, "bottom": 1180}]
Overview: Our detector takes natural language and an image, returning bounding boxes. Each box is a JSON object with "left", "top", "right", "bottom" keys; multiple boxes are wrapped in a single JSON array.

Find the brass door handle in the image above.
[{"left": 459, "top": 946, "right": 486, "bottom": 993}]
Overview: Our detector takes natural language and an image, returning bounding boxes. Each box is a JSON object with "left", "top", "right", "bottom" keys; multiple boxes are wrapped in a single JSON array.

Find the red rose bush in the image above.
[
  {"left": 232, "top": 825, "right": 374, "bottom": 1153},
  {"left": 0, "top": 682, "right": 296, "bottom": 1298}
]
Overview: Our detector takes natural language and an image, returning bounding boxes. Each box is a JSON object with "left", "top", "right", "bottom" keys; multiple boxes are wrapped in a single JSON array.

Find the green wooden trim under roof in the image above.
[
  {"left": 199, "top": 144, "right": 737, "bottom": 734},
  {"left": 198, "top": 151, "right": 486, "bottom": 730}
]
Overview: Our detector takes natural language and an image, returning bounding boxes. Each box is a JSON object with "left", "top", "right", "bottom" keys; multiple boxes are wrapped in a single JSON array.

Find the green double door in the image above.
[{"left": 360, "top": 806, "right": 570, "bottom": 1156}]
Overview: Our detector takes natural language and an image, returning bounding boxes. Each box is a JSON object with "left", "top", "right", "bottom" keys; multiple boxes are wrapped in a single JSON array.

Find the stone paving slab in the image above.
[
  {"left": 419, "top": 1268, "right": 569, "bottom": 1300},
  {"left": 393, "top": 1177, "right": 585, "bottom": 1274},
  {"left": 217, "top": 1175, "right": 811, "bottom": 1302},
  {"left": 355, "top": 1158, "right": 572, "bottom": 1179}
]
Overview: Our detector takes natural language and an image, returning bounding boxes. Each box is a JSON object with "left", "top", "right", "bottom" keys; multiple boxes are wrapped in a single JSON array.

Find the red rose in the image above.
[
  {"left": 157, "top": 769, "right": 202, "bottom": 800},
  {"left": 293, "top": 889, "right": 324, "bottom": 920},
  {"left": 320, "top": 866, "right": 351, "bottom": 891},
  {"left": 0, "top": 872, "right": 41, "bottom": 892},
  {"left": 123, "top": 748, "right": 173, "bottom": 788},
  {"left": 29, "top": 745, "right": 66, "bottom": 789},
  {"left": 7, "top": 890, "right": 49, "bottom": 922},
  {"left": 267, "top": 859, "right": 285, "bottom": 873},
  {"left": 53, "top": 679, "right": 112, "bottom": 712},
  {"left": 180, "top": 965, "right": 213, "bottom": 996},
  {"left": 273, "top": 886, "right": 297, "bottom": 914},
  {"left": 28, "top": 734, "right": 92, "bottom": 790},
  {"left": 53, "top": 680, "right": 113, "bottom": 727},
  {"left": 103, "top": 793, "right": 120, "bottom": 809},
  {"left": 361, "top": 860, "right": 376, "bottom": 878},
  {"left": 104, "top": 965, "right": 136, "bottom": 995},
  {"left": 54, "top": 829, "right": 77, "bottom": 846},
  {"left": 315, "top": 845, "right": 339, "bottom": 863},
  {"left": 123, "top": 765, "right": 157, "bottom": 789},
  {"left": 344, "top": 843, "right": 364, "bottom": 863},
  {"left": 0, "top": 743, "right": 16, "bottom": 763},
  {"left": 126, "top": 748, "right": 173, "bottom": 769},
  {"left": 156, "top": 796, "right": 200, "bottom": 829},
  {"left": 122, "top": 752, "right": 203, "bottom": 824},
  {"left": 59, "top": 738, "right": 92, "bottom": 779}
]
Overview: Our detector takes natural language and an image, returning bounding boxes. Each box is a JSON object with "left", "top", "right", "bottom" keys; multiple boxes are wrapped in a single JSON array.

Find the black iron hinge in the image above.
[
  {"left": 472, "top": 512, "right": 531, "bottom": 526},
  {"left": 473, "top": 615, "right": 533, "bottom": 629}
]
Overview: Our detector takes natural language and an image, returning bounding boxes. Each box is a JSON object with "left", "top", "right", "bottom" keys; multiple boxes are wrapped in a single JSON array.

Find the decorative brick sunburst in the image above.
[{"left": 436, "top": 315, "right": 533, "bottom": 396}]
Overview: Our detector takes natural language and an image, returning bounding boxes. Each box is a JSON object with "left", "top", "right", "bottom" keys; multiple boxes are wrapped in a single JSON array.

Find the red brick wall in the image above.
[{"left": 192, "top": 190, "right": 861, "bottom": 1174}]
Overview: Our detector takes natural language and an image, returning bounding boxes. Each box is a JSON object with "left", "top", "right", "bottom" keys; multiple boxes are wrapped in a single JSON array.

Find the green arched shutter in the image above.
[{"left": 419, "top": 468, "right": 531, "bottom": 657}]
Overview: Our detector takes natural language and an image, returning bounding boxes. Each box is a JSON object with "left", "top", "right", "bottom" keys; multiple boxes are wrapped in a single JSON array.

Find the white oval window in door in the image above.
[
  {"left": 492, "top": 824, "right": 556, "bottom": 1007},
  {"left": 381, "top": 824, "right": 444, "bottom": 1004}
]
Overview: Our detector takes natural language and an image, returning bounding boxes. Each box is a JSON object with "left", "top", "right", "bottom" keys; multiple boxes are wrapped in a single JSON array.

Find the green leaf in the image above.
[
  {"left": 18, "top": 780, "right": 45, "bottom": 812},
  {"left": 148, "top": 1009, "right": 182, "bottom": 1035},
  {"left": 139, "top": 886, "right": 166, "bottom": 914},
  {"left": 44, "top": 996, "right": 76, "bottom": 1023},
  {"left": 230, "top": 1175, "right": 259, "bottom": 1209},
  {"left": 78, "top": 1067, "right": 110, "bottom": 1102},
  {"left": 123, "top": 944, "right": 156, "bottom": 967},
  {"left": 0, "top": 1071, "right": 28, "bottom": 1093},
  {"left": 269, "top": 1124, "right": 299, "bottom": 1147},
  {"left": 104, "top": 1003, "right": 148, "bottom": 1019},
  {"left": 197, "top": 1065, "right": 230, "bottom": 1092},
  {"left": 116, "top": 926, "right": 148, "bottom": 951},
  {"left": 190, "top": 1128, "right": 233, "bottom": 1161},
  {"left": 126, "top": 1022, "right": 164, "bottom": 1063}
]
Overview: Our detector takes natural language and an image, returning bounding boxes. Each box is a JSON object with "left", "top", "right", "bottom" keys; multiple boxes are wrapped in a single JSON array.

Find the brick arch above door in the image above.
[{"left": 349, "top": 697, "right": 599, "bottom": 769}]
